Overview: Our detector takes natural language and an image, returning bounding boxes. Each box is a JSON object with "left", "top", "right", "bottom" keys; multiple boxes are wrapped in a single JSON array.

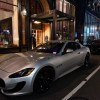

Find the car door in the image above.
[
  {"left": 58, "top": 42, "right": 83, "bottom": 76},
  {"left": 73, "top": 42, "right": 84, "bottom": 65}
]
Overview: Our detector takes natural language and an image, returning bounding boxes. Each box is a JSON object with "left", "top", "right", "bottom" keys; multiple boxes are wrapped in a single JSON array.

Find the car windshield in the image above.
[{"left": 33, "top": 42, "right": 64, "bottom": 54}]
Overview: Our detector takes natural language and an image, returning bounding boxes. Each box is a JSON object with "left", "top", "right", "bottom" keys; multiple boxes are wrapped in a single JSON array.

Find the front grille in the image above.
[{"left": 0, "top": 78, "right": 5, "bottom": 88}]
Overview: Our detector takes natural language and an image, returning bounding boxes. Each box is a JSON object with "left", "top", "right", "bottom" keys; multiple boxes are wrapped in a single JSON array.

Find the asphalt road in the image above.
[{"left": 0, "top": 54, "right": 100, "bottom": 100}]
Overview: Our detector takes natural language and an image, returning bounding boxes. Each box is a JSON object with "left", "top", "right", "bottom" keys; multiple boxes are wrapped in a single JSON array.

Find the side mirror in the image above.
[{"left": 66, "top": 49, "right": 73, "bottom": 53}]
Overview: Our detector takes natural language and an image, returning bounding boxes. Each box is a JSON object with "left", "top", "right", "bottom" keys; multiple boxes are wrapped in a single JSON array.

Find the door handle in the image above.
[
  {"left": 78, "top": 52, "right": 83, "bottom": 54},
  {"left": 78, "top": 52, "right": 81, "bottom": 54}
]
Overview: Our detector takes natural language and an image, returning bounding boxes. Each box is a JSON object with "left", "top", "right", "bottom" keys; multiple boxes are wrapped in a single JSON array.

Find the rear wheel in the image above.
[
  {"left": 33, "top": 67, "right": 55, "bottom": 93},
  {"left": 84, "top": 54, "right": 90, "bottom": 67}
]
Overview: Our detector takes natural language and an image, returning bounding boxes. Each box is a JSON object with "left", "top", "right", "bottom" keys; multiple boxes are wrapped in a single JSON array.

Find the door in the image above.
[
  {"left": 58, "top": 42, "right": 83, "bottom": 76},
  {"left": 36, "top": 30, "right": 43, "bottom": 46}
]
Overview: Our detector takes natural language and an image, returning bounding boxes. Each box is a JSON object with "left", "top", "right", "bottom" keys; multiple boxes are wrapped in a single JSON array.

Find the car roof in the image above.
[{"left": 48, "top": 40, "right": 74, "bottom": 43}]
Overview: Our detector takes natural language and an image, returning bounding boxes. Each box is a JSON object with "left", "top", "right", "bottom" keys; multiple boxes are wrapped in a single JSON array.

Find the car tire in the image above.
[
  {"left": 84, "top": 54, "right": 90, "bottom": 67},
  {"left": 33, "top": 67, "right": 55, "bottom": 94}
]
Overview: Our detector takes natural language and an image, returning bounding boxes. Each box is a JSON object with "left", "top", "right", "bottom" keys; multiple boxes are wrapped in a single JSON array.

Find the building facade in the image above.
[
  {"left": 75, "top": 0, "right": 100, "bottom": 44},
  {"left": 0, "top": 0, "right": 100, "bottom": 53},
  {"left": 84, "top": 0, "right": 100, "bottom": 45},
  {"left": 0, "top": 0, "right": 18, "bottom": 49},
  {"left": 19, "top": 0, "right": 76, "bottom": 50},
  {"left": 0, "top": 0, "right": 75, "bottom": 52}
]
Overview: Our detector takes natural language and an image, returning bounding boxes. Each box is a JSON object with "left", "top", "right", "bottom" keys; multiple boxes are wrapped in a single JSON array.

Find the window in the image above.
[
  {"left": 74, "top": 42, "right": 81, "bottom": 49},
  {"left": 56, "top": 0, "right": 75, "bottom": 16},
  {"left": 64, "top": 42, "right": 75, "bottom": 51},
  {"left": 84, "top": 12, "right": 100, "bottom": 45},
  {"left": 0, "top": 0, "right": 18, "bottom": 48},
  {"left": 56, "top": 0, "right": 63, "bottom": 12},
  {"left": 65, "top": 42, "right": 80, "bottom": 51},
  {"left": 0, "top": 17, "right": 12, "bottom": 48}
]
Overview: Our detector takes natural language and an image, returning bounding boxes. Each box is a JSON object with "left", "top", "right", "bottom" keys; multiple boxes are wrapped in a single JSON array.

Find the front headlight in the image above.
[{"left": 9, "top": 68, "right": 34, "bottom": 78}]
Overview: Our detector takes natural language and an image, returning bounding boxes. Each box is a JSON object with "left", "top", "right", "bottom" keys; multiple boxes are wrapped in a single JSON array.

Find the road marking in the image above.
[{"left": 62, "top": 66, "right": 100, "bottom": 100}]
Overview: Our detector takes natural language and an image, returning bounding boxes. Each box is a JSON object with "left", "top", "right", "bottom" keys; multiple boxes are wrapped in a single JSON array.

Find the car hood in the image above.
[{"left": 0, "top": 51, "right": 55, "bottom": 73}]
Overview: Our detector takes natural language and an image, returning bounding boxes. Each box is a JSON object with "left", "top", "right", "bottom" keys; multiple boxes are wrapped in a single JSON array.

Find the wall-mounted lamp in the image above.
[
  {"left": 70, "top": 19, "right": 74, "bottom": 22},
  {"left": 21, "top": 8, "right": 27, "bottom": 16},
  {"left": 34, "top": 21, "right": 41, "bottom": 24}
]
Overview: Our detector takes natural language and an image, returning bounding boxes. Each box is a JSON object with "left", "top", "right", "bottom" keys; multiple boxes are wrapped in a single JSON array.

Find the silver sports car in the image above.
[{"left": 0, "top": 40, "right": 90, "bottom": 96}]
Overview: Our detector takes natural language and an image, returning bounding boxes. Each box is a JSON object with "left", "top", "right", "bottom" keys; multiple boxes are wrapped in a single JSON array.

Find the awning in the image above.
[{"left": 31, "top": 10, "right": 75, "bottom": 22}]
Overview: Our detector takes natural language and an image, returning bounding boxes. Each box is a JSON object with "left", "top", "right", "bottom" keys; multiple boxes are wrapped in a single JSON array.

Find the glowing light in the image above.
[
  {"left": 34, "top": 21, "right": 41, "bottom": 24},
  {"left": 21, "top": 8, "right": 27, "bottom": 16}
]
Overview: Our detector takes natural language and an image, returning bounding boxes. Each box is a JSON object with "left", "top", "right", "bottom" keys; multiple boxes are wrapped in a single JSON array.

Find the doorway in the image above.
[{"left": 31, "top": 21, "right": 51, "bottom": 48}]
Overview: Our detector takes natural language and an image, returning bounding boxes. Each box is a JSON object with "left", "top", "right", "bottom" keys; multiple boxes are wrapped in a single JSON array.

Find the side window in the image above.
[
  {"left": 67, "top": 42, "right": 80, "bottom": 51},
  {"left": 75, "top": 42, "right": 81, "bottom": 49},
  {"left": 67, "top": 42, "right": 74, "bottom": 50},
  {"left": 63, "top": 42, "right": 74, "bottom": 53},
  {"left": 63, "top": 42, "right": 81, "bottom": 54}
]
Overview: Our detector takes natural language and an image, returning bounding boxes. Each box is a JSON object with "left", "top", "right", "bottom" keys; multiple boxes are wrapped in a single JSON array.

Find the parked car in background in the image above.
[
  {"left": 0, "top": 40, "right": 90, "bottom": 96},
  {"left": 90, "top": 39, "right": 100, "bottom": 53},
  {"left": 87, "top": 36, "right": 95, "bottom": 45}
]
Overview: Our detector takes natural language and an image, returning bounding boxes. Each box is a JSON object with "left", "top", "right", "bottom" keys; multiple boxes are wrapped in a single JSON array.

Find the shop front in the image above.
[
  {"left": 29, "top": 0, "right": 76, "bottom": 49},
  {"left": 0, "top": 0, "right": 18, "bottom": 49},
  {"left": 0, "top": 0, "right": 75, "bottom": 53}
]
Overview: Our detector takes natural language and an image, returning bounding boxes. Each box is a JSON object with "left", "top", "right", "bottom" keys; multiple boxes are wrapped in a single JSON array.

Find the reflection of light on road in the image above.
[{"left": 62, "top": 65, "right": 100, "bottom": 100}]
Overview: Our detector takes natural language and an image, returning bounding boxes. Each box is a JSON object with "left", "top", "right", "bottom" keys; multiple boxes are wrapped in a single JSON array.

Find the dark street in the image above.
[
  {"left": 0, "top": 0, "right": 100, "bottom": 100},
  {"left": 0, "top": 54, "right": 100, "bottom": 100}
]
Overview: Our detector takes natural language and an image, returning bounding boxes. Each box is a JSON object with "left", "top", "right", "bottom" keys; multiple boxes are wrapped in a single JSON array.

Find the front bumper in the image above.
[
  {"left": 0, "top": 70, "right": 35, "bottom": 96},
  {"left": 1, "top": 81, "right": 26, "bottom": 93},
  {"left": 0, "top": 78, "right": 33, "bottom": 96}
]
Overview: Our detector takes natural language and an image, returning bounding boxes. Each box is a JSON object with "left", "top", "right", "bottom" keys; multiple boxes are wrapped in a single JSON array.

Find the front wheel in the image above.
[
  {"left": 84, "top": 54, "right": 90, "bottom": 67},
  {"left": 33, "top": 67, "right": 55, "bottom": 94}
]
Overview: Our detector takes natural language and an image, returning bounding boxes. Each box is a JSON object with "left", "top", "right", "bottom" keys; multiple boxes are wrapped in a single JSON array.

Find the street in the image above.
[{"left": 0, "top": 54, "right": 100, "bottom": 100}]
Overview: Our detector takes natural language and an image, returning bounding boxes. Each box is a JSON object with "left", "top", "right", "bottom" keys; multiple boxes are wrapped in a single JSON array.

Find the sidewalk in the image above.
[
  {"left": 0, "top": 47, "right": 19, "bottom": 54},
  {"left": 0, "top": 46, "right": 28, "bottom": 54}
]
